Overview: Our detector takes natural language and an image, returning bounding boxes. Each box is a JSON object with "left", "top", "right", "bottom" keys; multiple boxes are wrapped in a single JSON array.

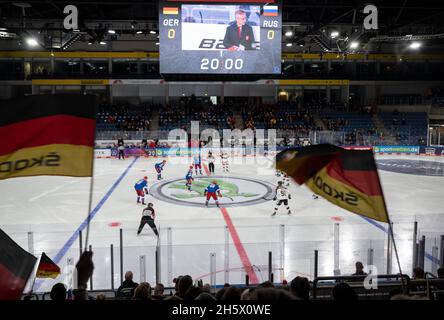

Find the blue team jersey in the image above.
[
  {"left": 205, "top": 184, "right": 220, "bottom": 193},
  {"left": 194, "top": 156, "right": 201, "bottom": 165},
  {"left": 155, "top": 162, "right": 165, "bottom": 170},
  {"left": 135, "top": 179, "right": 148, "bottom": 190},
  {"left": 185, "top": 170, "right": 193, "bottom": 180}
]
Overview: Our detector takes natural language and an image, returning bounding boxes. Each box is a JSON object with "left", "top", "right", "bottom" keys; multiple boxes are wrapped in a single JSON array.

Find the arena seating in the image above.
[
  {"left": 378, "top": 112, "right": 428, "bottom": 144},
  {"left": 96, "top": 104, "right": 152, "bottom": 131}
]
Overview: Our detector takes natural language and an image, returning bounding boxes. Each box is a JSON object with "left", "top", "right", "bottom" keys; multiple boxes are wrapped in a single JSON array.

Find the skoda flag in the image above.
[
  {"left": 276, "top": 144, "right": 389, "bottom": 223},
  {"left": 0, "top": 94, "right": 96, "bottom": 180}
]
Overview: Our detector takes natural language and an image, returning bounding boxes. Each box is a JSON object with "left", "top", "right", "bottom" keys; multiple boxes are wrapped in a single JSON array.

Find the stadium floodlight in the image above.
[
  {"left": 286, "top": 43, "right": 293, "bottom": 47},
  {"left": 26, "top": 37, "right": 38, "bottom": 47},
  {"left": 155, "top": 42, "right": 159, "bottom": 46},
  {"left": 409, "top": 41, "right": 422, "bottom": 49},
  {"left": 330, "top": 31, "right": 339, "bottom": 39},
  {"left": 108, "top": 29, "right": 116, "bottom": 34},
  {"left": 99, "top": 41, "right": 107, "bottom": 45},
  {"left": 136, "top": 30, "right": 143, "bottom": 34},
  {"left": 285, "top": 30, "right": 293, "bottom": 38},
  {"left": 87, "top": 41, "right": 93, "bottom": 45},
  {"left": 349, "top": 41, "right": 359, "bottom": 49},
  {"left": 150, "top": 30, "right": 157, "bottom": 34}
]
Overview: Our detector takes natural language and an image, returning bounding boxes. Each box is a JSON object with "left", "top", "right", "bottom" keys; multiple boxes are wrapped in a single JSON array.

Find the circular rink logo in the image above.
[
  {"left": 377, "top": 159, "right": 444, "bottom": 176},
  {"left": 149, "top": 176, "right": 275, "bottom": 207}
]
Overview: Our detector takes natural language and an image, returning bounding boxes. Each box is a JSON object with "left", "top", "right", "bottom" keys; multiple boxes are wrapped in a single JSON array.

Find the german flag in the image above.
[
  {"left": 0, "top": 94, "right": 96, "bottom": 180},
  {"left": 163, "top": 7, "right": 179, "bottom": 15},
  {"left": 36, "top": 252, "right": 60, "bottom": 279},
  {"left": 0, "top": 228, "right": 37, "bottom": 300},
  {"left": 276, "top": 144, "right": 389, "bottom": 223}
]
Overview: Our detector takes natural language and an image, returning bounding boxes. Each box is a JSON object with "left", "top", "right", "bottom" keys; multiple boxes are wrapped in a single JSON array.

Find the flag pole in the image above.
[
  {"left": 28, "top": 253, "right": 42, "bottom": 294},
  {"left": 83, "top": 170, "right": 95, "bottom": 253},
  {"left": 374, "top": 155, "right": 406, "bottom": 291},
  {"left": 84, "top": 98, "right": 97, "bottom": 253}
]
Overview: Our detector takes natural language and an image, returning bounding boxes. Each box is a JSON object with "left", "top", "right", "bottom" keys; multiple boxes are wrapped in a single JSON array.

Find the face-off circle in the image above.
[{"left": 149, "top": 176, "right": 275, "bottom": 207}]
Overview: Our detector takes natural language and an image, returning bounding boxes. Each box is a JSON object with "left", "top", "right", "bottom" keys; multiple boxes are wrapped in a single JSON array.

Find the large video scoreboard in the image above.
[{"left": 159, "top": 0, "right": 282, "bottom": 75}]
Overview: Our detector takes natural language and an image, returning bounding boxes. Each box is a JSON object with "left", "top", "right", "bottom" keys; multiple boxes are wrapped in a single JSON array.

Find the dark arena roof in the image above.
[{"left": 0, "top": 0, "right": 444, "bottom": 52}]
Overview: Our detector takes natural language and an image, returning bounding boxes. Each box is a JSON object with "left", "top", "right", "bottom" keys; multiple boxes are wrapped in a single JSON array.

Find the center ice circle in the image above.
[{"left": 149, "top": 176, "right": 275, "bottom": 207}]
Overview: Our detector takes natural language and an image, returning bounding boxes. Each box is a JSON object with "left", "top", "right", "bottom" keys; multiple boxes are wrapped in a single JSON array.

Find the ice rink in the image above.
[{"left": 1, "top": 153, "right": 443, "bottom": 293}]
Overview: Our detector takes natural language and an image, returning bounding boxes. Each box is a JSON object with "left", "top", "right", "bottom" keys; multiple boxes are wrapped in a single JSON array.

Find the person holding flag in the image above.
[
  {"left": 204, "top": 180, "right": 222, "bottom": 207},
  {"left": 134, "top": 176, "right": 149, "bottom": 205}
]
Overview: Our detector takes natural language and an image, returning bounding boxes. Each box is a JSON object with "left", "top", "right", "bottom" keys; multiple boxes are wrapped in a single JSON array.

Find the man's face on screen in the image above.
[{"left": 235, "top": 13, "right": 246, "bottom": 27}]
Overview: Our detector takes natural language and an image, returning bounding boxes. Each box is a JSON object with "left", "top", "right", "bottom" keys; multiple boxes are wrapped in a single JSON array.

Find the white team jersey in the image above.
[
  {"left": 207, "top": 155, "right": 215, "bottom": 163},
  {"left": 221, "top": 153, "right": 229, "bottom": 163},
  {"left": 276, "top": 187, "right": 291, "bottom": 200}
]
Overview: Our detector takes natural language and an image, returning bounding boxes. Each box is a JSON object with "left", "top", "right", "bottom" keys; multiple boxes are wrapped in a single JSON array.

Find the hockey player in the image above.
[
  {"left": 207, "top": 151, "right": 215, "bottom": 175},
  {"left": 155, "top": 160, "right": 167, "bottom": 180},
  {"left": 134, "top": 176, "right": 149, "bottom": 205},
  {"left": 185, "top": 165, "right": 194, "bottom": 191},
  {"left": 272, "top": 181, "right": 291, "bottom": 216},
  {"left": 276, "top": 170, "right": 290, "bottom": 187},
  {"left": 282, "top": 172, "right": 291, "bottom": 187},
  {"left": 204, "top": 180, "right": 222, "bottom": 207},
  {"left": 137, "top": 203, "right": 159, "bottom": 237},
  {"left": 221, "top": 151, "right": 229, "bottom": 173},
  {"left": 193, "top": 154, "right": 203, "bottom": 175}
]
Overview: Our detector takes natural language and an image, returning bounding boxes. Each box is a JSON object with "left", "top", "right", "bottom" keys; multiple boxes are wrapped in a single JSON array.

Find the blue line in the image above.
[
  {"left": 359, "top": 216, "right": 441, "bottom": 266},
  {"left": 35, "top": 157, "right": 139, "bottom": 290}
]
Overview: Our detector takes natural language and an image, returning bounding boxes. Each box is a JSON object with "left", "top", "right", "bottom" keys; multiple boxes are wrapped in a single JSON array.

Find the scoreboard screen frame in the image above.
[{"left": 159, "top": 0, "right": 282, "bottom": 78}]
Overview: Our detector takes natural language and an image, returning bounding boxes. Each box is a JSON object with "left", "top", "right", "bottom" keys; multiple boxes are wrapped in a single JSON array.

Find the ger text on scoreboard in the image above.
[{"left": 159, "top": 1, "right": 282, "bottom": 75}]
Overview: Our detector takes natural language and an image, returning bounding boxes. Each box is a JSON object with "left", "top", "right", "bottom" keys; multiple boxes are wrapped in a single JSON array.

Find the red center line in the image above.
[{"left": 202, "top": 162, "right": 260, "bottom": 284}]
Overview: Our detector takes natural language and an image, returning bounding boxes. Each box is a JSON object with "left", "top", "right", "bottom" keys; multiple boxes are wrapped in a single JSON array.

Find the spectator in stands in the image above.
[
  {"left": 215, "top": 285, "right": 230, "bottom": 300},
  {"left": 249, "top": 288, "right": 297, "bottom": 300},
  {"left": 117, "top": 271, "right": 139, "bottom": 298},
  {"left": 258, "top": 281, "right": 275, "bottom": 289},
  {"left": 152, "top": 283, "right": 165, "bottom": 300},
  {"left": 220, "top": 286, "right": 242, "bottom": 301},
  {"left": 413, "top": 267, "right": 425, "bottom": 280},
  {"left": 290, "top": 276, "right": 310, "bottom": 300},
  {"left": 96, "top": 294, "right": 106, "bottom": 300},
  {"left": 202, "top": 283, "right": 212, "bottom": 293},
  {"left": 184, "top": 286, "right": 203, "bottom": 301},
  {"left": 352, "top": 262, "right": 367, "bottom": 276},
  {"left": 50, "top": 283, "right": 67, "bottom": 301},
  {"left": 72, "top": 289, "right": 91, "bottom": 300},
  {"left": 176, "top": 275, "right": 193, "bottom": 299},
  {"left": 132, "top": 282, "right": 152, "bottom": 300},
  {"left": 195, "top": 293, "right": 216, "bottom": 301},
  {"left": 332, "top": 283, "right": 358, "bottom": 301}
]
